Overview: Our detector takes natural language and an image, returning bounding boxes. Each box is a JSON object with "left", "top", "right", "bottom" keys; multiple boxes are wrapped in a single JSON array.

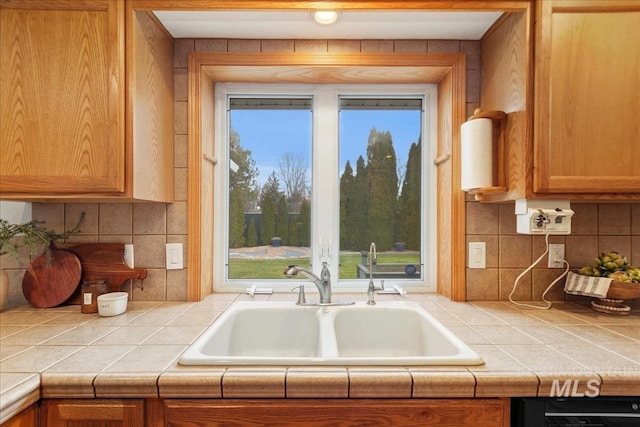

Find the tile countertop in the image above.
[{"left": 1, "top": 292, "right": 640, "bottom": 421}]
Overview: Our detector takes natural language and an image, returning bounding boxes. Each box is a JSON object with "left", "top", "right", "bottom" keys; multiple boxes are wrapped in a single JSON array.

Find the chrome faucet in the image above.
[
  {"left": 367, "top": 242, "right": 384, "bottom": 305},
  {"left": 284, "top": 262, "right": 333, "bottom": 304}
]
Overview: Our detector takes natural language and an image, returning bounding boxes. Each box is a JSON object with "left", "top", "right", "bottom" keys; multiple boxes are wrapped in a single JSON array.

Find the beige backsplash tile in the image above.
[
  {"left": 499, "top": 235, "right": 532, "bottom": 268},
  {"left": 570, "top": 203, "right": 598, "bottom": 234},
  {"left": 598, "top": 204, "right": 631, "bottom": 235},
  {"left": 466, "top": 269, "right": 499, "bottom": 301}
]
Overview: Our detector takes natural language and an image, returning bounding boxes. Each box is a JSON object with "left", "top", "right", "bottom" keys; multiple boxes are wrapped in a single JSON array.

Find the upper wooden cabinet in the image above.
[
  {"left": 533, "top": 0, "right": 640, "bottom": 195},
  {"left": 0, "top": 0, "right": 173, "bottom": 201}
]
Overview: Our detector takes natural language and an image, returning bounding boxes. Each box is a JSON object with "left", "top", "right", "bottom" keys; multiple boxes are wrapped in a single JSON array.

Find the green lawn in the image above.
[{"left": 228, "top": 252, "right": 420, "bottom": 279}]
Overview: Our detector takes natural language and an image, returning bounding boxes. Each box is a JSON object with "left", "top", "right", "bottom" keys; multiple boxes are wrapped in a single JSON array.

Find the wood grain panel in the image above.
[
  {"left": 2, "top": 404, "right": 38, "bottom": 427},
  {"left": 163, "top": 398, "right": 509, "bottom": 427},
  {"left": 0, "top": 1, "right": 124, "bottom": 194},
  {"left": 131, "top": 0, "right": 531, "bottom": 11},
  {"left": 534, "top": 1, "right": 640, "bottom": 194},
  {"left": 480, "top": 10, "right": 532, "bottom": 202},
  {"left": 128, "top": 9, "right": 174, "bottom": 201},
  {"left": 40, "top": 399, "right": 144, "bottom": 427}
]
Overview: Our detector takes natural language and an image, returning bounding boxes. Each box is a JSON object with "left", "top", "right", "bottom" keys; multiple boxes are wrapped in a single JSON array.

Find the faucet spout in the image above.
[
  {"left": 367, "top": 242, "right": 384, "bottom": 305},
  {"left": 284, "top": 262, "right": 332, "bottom": 304}
]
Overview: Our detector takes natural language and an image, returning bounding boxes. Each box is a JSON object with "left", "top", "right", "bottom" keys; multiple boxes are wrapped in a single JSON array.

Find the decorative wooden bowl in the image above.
[
  {"left": 591, "top": 281, "right": 640, "bottom": 316},
  {"left": 606, "top": 281, "right": 640, "bottom": 300}
]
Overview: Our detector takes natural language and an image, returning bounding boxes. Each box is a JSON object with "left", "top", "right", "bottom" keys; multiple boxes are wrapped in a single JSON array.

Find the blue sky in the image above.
[{"left": 231, "top": 109, "right": 421, "bottom": 186}]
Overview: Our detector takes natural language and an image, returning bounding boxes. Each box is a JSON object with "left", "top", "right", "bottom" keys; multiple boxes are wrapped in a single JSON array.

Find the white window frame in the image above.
[{"left": 213, "top": 83, "right": 437, "bottom": 293}]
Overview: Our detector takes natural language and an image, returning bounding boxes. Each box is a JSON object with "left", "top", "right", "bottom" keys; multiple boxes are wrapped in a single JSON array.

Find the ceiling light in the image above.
[{"left": 313, "top": 10, "right": 339, "bottom": 25}]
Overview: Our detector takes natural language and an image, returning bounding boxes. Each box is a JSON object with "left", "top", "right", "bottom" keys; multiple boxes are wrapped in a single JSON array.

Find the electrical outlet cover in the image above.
[{"left": 548, "top": 243, "right": 565, "bottom": 268}]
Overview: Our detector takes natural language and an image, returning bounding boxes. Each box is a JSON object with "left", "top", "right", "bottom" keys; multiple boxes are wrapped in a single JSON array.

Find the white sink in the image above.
[{"left": 178, "top": 301, "right": 483, "bottom": 366}]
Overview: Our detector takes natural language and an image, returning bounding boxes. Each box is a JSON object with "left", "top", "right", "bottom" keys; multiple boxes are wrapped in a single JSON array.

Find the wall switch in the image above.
[
  {"left": 124, "top": 244, "right": 134, "bottom": 268},
  {"left": 548, "top": 243, "right": 565, "bottom": 268},
  {"left": 166, "top": 243, "right": 184, "bottom": 270},
  {"left": 468, "top": 242, "right": 486, "bottom": 269}
]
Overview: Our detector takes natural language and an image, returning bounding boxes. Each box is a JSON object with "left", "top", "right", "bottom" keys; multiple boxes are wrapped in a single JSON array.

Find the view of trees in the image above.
[
  {"left": 340, "top": 128, "right": 421, "bottom": 252},
  {"left": 228, "top": 125, "right": 420, "bottom": 253},
  {"left": 228, "top": 128, "right": 311, "bottom": 248}
]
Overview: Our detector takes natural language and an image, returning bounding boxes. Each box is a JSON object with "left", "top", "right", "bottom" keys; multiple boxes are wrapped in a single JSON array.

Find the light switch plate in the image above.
[
  {"left": 468, "top": 242, "right": 486, "bottom": 269},
  {"left": 166, "top": 243, "right": 184, "bottom": 270}
]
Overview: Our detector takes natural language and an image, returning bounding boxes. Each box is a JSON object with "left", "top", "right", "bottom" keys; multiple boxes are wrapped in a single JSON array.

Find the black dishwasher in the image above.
[{"left": 512, "top": 397, "right": 640, "bottom": 426}]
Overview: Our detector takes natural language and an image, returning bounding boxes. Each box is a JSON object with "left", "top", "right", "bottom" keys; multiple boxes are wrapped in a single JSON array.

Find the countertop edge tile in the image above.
[
  {"left": 536, "top": 371, "right": 602, "bottom": 398},
  {"left": 221, "top": 368, "right": 286, "bottom": 398},
  {"left": 286, "top": 368, "right": 349, "bottom": 398},
  {"left": 409, "top": 369, "right": 476, "bottom": 398},
  {"left": 40, "top": 372, "right": 96, "bottom": 398},
  {"left": 93, "top": 372, "right": 160, "bottom": 398},
  {"left": 348, "top": 368, "right": 412, "bottom": 398},
  {"left": 158, "top": 370, "right": 225, "bottom": 398},
  {"left": 473, "top": 371, "right": 539, "bottom": 397},
  {"left": 0, "top": 373, "right": 39, "bottom": 425},
  {"left": 598, "top": 370, "right": 640, "bottom": 396}
]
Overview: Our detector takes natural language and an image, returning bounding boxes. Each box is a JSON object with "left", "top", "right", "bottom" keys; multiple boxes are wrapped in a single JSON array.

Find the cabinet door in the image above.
[
  {"left": 534, "top": 0, "right": 640, "bottom": 194},
  {"left": 163, "top": 399, "right": 509, "bottom": 427},
  {"left": 0, "top": 0, "right": 125, "bottom": 194},
  {"left": 1, "top": 404, "right": 38, "bottom": 427},
  {"left": 40, "top": 399, "right": 144, "bottom": 427}
]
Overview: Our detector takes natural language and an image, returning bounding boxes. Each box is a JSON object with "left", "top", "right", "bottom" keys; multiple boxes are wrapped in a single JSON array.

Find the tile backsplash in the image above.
[{"left": 466, "top": 202, "right": 640, "bottom": 301}]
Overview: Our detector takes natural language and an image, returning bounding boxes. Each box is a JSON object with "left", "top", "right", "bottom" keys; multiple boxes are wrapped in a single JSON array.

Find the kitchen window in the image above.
[{"left": 213, "top": 83, "right": 437, "bottom": 292}]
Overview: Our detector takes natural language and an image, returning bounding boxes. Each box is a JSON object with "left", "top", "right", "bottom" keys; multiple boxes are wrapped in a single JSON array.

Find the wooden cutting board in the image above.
[
  {"left": 64, "top": 243, "right": 148, "bottom": 304},
  {"left": 22, "top": 248, "right": 82, "bottom": 308}
]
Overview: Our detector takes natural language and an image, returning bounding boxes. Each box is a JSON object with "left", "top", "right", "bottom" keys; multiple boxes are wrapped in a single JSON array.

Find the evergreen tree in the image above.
[
  {"left": 260, "top": 172, "right": 280, "bottom": 245},
  {"left": 366, "top": 128, "right": 398, "bottom": 250},
  {"left": 298, "top": 198, "right": 311, "bottom": 247},
  {"left": 229, "top": 128, "right": 259, "bottom": 211},
  {"left": 228, "top": 128, "right": 259, "bottom": 249},
  {"left": 351, "top": 155, "right": 370, "bottom": 251},
  {"left": 339, "top": 160, "right": 355, "bottom": 250},
  {"left": 228, "top": 189, "right": 245, "bottom": 248},
  {"left": 397, "top": 139, "right": 421, "bottom": 249},
  {"left": 246, "top": 218, "right": 258, "bottom": 247},
  {"left": 275, "top": 194, "right": 290, "bottom": 245}
]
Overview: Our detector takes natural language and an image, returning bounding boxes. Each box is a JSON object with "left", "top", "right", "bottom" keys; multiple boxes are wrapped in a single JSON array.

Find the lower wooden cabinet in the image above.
[
  {"left": 32, "top": 397, "right": 509, "bottom": 426},
  {"left": 1, "top": 404, "right": 38, "bottom": 427},
  {"left": 40, "top": 399, "right": 144, "bottom": 427},
  {"left": 161, "top": 398, "right": 510, "bottom": 427}
]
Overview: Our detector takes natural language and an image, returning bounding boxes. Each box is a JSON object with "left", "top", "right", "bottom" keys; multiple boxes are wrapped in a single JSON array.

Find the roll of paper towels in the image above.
[{"left": 461, "top": 118, "right": 493, "bottom": 191}]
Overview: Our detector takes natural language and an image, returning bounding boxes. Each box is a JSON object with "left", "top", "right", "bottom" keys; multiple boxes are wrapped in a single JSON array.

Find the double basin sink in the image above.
[{"left": 179, "top": 301, "right": 483, "bottom": 366}]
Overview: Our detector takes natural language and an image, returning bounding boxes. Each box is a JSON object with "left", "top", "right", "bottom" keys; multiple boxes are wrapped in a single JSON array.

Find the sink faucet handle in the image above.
[{"left": 292, "top": 285, "right": 306, "bottom": 305}]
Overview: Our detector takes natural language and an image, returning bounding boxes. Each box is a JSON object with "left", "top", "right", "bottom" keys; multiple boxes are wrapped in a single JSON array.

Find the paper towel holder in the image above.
[{"left": 461, "top": 108, "right": 506, "bottom": 199}]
